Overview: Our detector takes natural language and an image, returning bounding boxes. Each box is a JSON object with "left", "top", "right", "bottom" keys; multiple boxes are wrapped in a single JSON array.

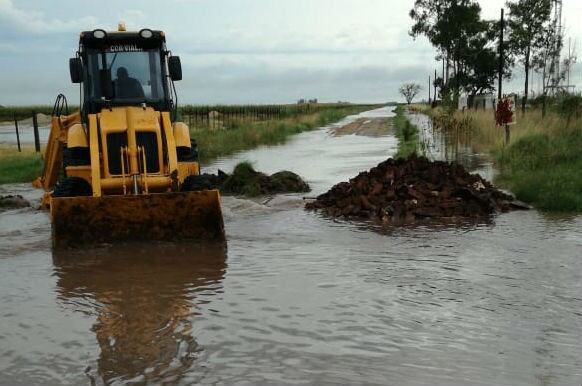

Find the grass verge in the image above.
[
  {"left": 0, "top": 148, "right": 43, "bottom": 185},
  {"left": 495, "top": 128, "right": 582, "bottom": 212},
  {"left": 422, "top": 105, "right": 582, "bottom": 212},
  {"left": 393, "top": 105, "right": 419, "bottom": 159},
  {"left": 192, "top": 106, "right": 370, "bottom": 163}
]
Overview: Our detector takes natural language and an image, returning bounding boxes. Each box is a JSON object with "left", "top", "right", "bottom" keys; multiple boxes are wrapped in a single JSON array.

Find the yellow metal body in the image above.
[
  {"left": 38, "top": 105, "right": 224, "bottom": 247},
  {"left": 173, "top": 122, "right": 191, "bottom": 147}
]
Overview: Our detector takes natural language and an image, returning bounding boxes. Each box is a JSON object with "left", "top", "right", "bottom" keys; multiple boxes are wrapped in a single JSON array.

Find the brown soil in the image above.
[
  {"left": 306, "top": 156, "right": 529, "bottom": 225},
  {"left": 331, "top": 118, "right": 392, "bottom": 137},
  {"left": 0, "top": 195, "right": 31, "bottom": 209}
]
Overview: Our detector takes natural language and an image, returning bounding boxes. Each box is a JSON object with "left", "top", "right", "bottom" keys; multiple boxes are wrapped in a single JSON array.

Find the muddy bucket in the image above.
[{"left": 50, "top": 190, "right": 225, "bottom": 248}]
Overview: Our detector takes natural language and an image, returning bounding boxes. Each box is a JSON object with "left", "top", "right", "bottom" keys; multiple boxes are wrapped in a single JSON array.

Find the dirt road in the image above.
[{"left": 331, "top": 117, "right": 392, "bottom": 137}]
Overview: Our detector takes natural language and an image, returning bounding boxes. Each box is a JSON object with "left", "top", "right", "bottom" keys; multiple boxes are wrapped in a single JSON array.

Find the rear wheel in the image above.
[
  {"left": 53, "top": 177, "right": 92, "bottom": 198},
  {"left": 177, "top": 139, "right": 199, "bottom": 162}
]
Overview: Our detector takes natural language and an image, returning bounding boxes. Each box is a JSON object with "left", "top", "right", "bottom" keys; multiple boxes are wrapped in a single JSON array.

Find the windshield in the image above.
[{"left": 85, "top": 48, "right": 166, "bottom": 102}]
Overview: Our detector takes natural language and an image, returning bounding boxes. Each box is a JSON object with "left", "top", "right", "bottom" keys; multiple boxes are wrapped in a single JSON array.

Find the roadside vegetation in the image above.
[
  {"left": 392, "top": 105, "right": 419, "bottom": 159},
  {"left": 0, "top": 105, "right": 372, "bottom": 184},
  {"left": 191, "top": 105, "right": 371, "bottom": 163},
  {"left": 423, "top": 94, "right": 582, "bottom": 212},
  {"left": 0, "top": 148, "right": 43, "bottom": 185},
  {"left": 0, "top": 106, "right": 56, "bottom": 121}
]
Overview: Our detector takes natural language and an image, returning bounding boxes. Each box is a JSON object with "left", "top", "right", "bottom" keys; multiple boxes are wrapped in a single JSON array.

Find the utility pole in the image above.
[
  {"left": 567, "top": 37, "right": 571, "bottom": 89},
  {"left": 429, "top": 75, "right": 431, "bottom": 104},
  {"left": 498, "top": 8, "right": 504, "bottom": 101},
  {"left": 434, "top": 69, "right": 437, "bottom": 103}
]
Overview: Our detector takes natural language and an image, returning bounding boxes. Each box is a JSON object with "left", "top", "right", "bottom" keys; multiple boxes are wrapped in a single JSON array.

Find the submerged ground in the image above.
[{"left": 0, "top": 107, "right": 581, "bottom": 385}]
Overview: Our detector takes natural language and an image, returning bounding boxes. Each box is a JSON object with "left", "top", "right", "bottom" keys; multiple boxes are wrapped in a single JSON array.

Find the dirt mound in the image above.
[
  {"left": 306, "top": 156, "right": 528, "bottom": 224},
  {"left": 0, "top": 195, "right": 31, "bottom": 209},
  {"left": 196, "top": 162, "right": 310, "bottom": 197}
]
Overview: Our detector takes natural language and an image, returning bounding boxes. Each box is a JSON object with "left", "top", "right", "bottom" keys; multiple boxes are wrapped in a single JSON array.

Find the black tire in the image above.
[
  {"left": 53, "top": 177, "right": 92, "bottom": 198},
  {"left": 181, "top": 174, "right": 214, "bottom": 192},
  {"left": 177, "top": 139, "right": 199, "bottom": 162}
]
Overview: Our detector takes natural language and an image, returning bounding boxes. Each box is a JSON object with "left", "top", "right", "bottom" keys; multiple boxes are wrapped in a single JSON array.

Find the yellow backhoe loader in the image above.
[{"left": 35, "top": 24, "right": 225, "bottom": 248}]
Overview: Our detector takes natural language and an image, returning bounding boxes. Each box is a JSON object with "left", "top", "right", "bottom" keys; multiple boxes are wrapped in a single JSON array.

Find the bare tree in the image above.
[{"left": 399, "top": 83, "right": 422, "bottom": 104}]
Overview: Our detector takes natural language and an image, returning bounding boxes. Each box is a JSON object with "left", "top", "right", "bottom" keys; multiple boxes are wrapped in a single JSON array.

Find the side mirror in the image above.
[
  {"left": 99, "top": 69, "right": 113, "bottom": 99},
  {"left": 168, "top": 56, "right": 182, "bottom": 81},
  {"left": 69, "top": 58, "right": 83, "bottom": 83}
]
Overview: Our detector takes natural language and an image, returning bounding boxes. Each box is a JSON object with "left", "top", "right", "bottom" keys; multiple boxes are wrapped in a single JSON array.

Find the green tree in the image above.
[
  {"left": 506, "top": 0, "right": 552, "bottom": 113},
  {"left": 410, "top": 0, "right": 499, "bottom": 97}
]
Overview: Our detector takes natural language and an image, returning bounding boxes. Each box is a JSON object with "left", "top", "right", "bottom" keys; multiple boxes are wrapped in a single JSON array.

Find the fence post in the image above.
[
  {"left": 14, "top": 114, "right": 21, "bottom": 152},
  {"left": 32, "top": 111, "right": 40, "bottom": 153}
]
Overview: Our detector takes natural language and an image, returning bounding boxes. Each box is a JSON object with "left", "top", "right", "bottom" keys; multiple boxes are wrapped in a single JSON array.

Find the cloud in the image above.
[
  {"left": 0, "top": 0, "right": 579, "bottom": 106},
  {"left": 0, "top": 0, "right": 98, "bottom": 35}
]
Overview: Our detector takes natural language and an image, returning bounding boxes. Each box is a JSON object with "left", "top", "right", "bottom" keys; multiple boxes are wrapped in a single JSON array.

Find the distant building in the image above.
[{"left": 459, "top": 94, "right": 496, "bottom": 110}]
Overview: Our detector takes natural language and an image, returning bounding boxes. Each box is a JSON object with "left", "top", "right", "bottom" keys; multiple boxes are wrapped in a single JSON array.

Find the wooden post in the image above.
[
  {"left": 498, "top": 8, "right": 504, "bottom": 101},
  {"left": 434, "top": 69, "right": 438, "bottom": 103},
  {"left": 429, "top": 75, "right": 432, "bottom": 104},
  {"left": 505, "top": 124, "right": 510, "bottom": 145},
  {"left": 14, "top": 114, "right": 21, "bottom": 152},
  {"left": 32, "top": 111, "right": 40, "bottom": 153}
]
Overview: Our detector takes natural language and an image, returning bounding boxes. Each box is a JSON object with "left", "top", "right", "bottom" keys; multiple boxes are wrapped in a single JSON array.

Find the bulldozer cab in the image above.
[
  {"left": 38, "top": 25, "right": 225, "bottom": 248},
  {"left": 70, "top": 28, "right": 181, "bottom": 117}
]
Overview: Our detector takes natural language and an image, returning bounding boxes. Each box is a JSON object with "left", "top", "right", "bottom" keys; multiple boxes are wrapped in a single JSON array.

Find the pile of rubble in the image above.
[
  {"left": 306, "top": 156, "right": 528, "bottom": 224},
  {"left": 187, "top": 162, "right": 310, "bottom": 197},
  {"left": 0, "top": 195, "right": 31, "bottom": 210}
]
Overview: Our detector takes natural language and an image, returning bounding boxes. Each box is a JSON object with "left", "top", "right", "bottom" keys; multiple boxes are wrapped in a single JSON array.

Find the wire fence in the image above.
[
  {"left": 179, "top": 103, "right": 372, "bottom": 130},
  {"left": 1, "top": 103, "right": 382, "bottom": 151}
]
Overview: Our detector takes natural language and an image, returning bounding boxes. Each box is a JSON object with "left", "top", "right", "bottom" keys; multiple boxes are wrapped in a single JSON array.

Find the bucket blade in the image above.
[{"left": 50, "top": 190, "right": 225, "bottom": 248}]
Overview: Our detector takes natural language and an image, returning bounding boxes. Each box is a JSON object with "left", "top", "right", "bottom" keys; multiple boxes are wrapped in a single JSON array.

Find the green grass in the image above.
[
  {"left": 0, "top": 149, "right": 43, "bottom": 185},
  {"left": 417, "top": 103, "right": 582, "bottom": 212},
  {"left": 393, "top": 105, "right": 419, "bottom": 159},
  {"left": 495, "top": 129, "right": 582, "bottom": 212},
  {"left": 192, "top": 106, "right": 370, "bottom": 163}
]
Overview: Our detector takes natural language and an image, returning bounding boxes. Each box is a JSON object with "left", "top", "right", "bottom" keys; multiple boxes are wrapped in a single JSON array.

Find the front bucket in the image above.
[{"left": 50, "top": 190, "right": 225, "bottom": 248}]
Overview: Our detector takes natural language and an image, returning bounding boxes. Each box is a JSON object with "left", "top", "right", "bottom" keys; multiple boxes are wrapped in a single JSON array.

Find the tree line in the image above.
[{"left": 405, "top": 0, "right": 576, "bottom": 112}]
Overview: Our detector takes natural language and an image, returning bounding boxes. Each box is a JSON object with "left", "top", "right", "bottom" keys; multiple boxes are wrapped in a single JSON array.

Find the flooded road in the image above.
[
  {"left": 1, "top": 107, "right": 581, "bottom": 385},
  {"left": 0, "top": 120, "right": 50, "bottom": 146}
]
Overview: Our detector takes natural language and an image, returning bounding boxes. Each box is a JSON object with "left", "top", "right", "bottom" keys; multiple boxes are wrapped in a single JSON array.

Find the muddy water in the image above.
[
  {"left": 0, "top": 123, "right": 50, "bottom": 146},
  {"left": 1, "top": 107, "right": 582, "bottom": 385}
]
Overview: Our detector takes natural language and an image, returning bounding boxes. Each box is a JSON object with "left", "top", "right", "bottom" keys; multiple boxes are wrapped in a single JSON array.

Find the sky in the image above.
[{"left": 0, "top": 0, "right": 581, "bottom": 106}]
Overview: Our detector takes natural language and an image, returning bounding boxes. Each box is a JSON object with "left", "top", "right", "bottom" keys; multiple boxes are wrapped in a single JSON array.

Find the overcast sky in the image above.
[{"left": 0, "top": 0, "right": 581, "bottom": 105}]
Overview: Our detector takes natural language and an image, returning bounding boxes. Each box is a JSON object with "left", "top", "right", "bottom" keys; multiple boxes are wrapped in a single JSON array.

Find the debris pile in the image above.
[
  {"left": 186, "top": 162, "right": 310, "bottom": 197},
  {"left": 0, "top": 195, "right": 31, "bottom": 209},
  {"left": 306, "top": 156, "right": 528, "bottom": 224}
]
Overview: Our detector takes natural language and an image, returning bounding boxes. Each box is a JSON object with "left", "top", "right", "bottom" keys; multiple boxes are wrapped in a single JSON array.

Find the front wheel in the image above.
[
  {"left": 53, "top": 177, "right": 92, "bottom": 198},
  {"left": 181, "top": 174, "right": 217, "bottom": 192}
]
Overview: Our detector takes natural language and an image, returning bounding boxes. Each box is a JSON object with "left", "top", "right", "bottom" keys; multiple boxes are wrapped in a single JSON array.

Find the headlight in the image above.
[
  {"left": 139, "top": 29, "right": 153, "bottom": 39},
  {"left": 92, "top": 29, "right": 107, "bottom": 39}
]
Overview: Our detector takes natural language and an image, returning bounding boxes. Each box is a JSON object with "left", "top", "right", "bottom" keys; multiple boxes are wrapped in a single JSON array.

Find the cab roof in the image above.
[{"left": 79, "top": 29, "right": 166, "bottom": 48}]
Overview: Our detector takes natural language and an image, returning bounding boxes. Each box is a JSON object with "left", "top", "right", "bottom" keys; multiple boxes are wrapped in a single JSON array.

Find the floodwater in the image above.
[
  {"left": 1, "top": 107, "right": 582, "bottom": 385},
  {"left": 0, "top": 122, "right": 50, "bottom": 146}
]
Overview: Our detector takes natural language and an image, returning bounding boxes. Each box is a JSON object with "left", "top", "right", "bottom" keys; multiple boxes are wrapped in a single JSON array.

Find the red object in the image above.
[{"left": 496, "top": 98, "right": 513, "bottom": 126}]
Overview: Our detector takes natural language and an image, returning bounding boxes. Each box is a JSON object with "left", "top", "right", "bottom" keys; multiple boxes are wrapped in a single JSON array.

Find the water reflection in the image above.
[
  {"left": 409, "top": 111, "right": 496, "bottom": 181},
  {"left": 53, "top": 242, "right": 227, "bottom": 385}
]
